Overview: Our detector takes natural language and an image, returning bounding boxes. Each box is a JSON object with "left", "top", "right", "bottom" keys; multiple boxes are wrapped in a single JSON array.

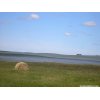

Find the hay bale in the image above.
[{"left": 15, "top": 62, "right": 29, "bottom": 71}]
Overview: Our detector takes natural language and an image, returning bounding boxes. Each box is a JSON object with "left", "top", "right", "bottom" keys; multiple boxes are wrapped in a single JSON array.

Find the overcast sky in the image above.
[{"left": 0, "top": 12, "right": 100, "bottom": 55}]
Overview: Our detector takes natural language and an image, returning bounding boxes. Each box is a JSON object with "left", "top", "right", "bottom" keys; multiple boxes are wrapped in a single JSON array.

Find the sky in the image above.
[{"left": 0, "top": 12, "right": 100, "bottom": 55}]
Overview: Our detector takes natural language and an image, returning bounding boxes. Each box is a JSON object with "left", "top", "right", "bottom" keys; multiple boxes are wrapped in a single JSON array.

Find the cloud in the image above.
[
  {"left": 65, "top": 32, "right": 71, "bottom": 36},
  {"left": 30, "top": 13, "right": 39, "bottom": 20},
  {"left": 83, "top": 21, "right": 96, "bottom": 27},
  {"left": 18, "top": 13, "right": 40, "bottom": 21}
]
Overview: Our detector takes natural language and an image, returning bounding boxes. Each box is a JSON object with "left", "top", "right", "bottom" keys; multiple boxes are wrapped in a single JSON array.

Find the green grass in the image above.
[{"left": 0, "top": 61, "right": 100, "bottom": 87}]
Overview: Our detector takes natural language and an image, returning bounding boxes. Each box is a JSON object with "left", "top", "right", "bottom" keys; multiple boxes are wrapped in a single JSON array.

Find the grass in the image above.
[{"left": 0, "top": 61, "right": 100, "bottom": 87}]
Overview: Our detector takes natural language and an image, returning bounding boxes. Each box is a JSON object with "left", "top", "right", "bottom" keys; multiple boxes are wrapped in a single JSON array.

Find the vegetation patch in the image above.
[{"left": 0, "top": 61, "right": 100, "bottom": 87}]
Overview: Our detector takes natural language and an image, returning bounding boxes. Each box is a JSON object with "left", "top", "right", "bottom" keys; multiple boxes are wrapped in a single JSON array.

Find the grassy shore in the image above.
[{"left": 0, "top": 61, "right": 100, "bottom": 87}]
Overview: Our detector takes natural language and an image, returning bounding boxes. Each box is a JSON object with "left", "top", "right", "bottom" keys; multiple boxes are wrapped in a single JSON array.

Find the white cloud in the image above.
[
  {"left": 65, "top": 32, "right": 71, "bottom": 36},
  {"left": 30, "top": 13, "right": 39, "bottom": 20},
  {"left": 18, "top": 13, "right": 40, "bottom": 20},
  {"left": 83, "top": 21, "right": 96, "bottom": 27}
]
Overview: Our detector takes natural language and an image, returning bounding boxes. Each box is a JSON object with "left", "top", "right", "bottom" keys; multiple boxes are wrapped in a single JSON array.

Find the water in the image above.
[{"left": 0, "top": 55, "right": 100, "bottom": 65}]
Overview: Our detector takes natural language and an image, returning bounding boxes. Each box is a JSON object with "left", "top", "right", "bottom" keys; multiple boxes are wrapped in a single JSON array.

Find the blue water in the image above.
[{"left": 0, "top": 55, "right": 100, "bottom": 65}]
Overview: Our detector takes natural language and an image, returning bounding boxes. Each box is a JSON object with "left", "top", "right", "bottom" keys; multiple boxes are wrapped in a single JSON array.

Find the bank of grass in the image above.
[{"left": 0, "top": 61, "right": 100, "bottom": 87}]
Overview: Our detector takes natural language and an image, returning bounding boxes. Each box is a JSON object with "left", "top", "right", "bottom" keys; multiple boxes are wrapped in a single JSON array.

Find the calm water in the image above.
[{"left": 0, "top": 55, "right": 100, "bottom": 65}]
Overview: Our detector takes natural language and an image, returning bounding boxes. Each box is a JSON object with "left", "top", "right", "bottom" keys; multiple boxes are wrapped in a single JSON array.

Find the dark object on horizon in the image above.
[{"left": 76, "top": 54, "right": 82, "bottom": 56}]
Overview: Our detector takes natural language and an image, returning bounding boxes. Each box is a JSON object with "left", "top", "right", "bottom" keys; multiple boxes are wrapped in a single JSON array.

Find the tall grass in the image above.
[{"left": 0, "top": 61, "right": 100, "bottom": 87}]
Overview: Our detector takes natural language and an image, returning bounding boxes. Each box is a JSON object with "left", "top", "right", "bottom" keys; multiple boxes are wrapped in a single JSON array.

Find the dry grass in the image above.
[{"left": 15, "top": 62, "right": 29, "bottom": 71}]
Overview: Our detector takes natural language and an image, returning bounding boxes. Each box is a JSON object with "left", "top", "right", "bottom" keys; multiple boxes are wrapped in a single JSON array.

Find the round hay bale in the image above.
[{"left": 15, "top": 62, "right": 29, "bottom": 71}]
